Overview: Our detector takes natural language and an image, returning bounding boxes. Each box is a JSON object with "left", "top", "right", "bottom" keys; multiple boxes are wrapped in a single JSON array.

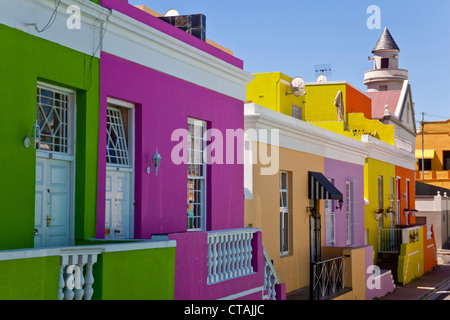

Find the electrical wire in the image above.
[{"left": 35, "top": 0, "right": 62, "bottom": 33}]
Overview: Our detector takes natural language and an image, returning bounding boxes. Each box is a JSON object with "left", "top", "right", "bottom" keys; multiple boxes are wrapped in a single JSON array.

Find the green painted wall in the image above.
[
  {"left": 0, "top": 25, "right": 99, "bottom": 250},
  {"left": 0, "top": 256, "right": 59, "bottom": 300},
  {"left": 92, "top": 247, "right": 176, "bottom": 300}
]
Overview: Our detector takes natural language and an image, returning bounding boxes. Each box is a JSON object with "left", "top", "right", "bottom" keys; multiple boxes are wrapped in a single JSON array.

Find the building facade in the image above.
[{"left": 0, "top": 0, "right": 283, "bottom": 300}]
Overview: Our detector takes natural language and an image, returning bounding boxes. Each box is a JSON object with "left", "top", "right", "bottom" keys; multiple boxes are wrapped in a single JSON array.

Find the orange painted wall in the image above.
[
  {"left": 423, "top": 225, "right": 438, "bottom": 273},
  {"left": 395, "top": 166, "right": 416, "bottom": 226},
  {"left": 345, "top": 84, "right": 372, "bottom": 120}
]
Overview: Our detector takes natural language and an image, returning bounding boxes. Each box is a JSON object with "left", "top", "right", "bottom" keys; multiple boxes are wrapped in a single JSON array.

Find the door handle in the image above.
[
  {"left": 47, "top": 215, "right": 55, "bottom": 227},
  {"left": 114, "top": 229, "right": 121, "bottom": 234}
]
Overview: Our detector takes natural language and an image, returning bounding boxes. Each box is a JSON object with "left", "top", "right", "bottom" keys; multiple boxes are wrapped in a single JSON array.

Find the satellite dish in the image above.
[
  {"left": 316, "top": 74, "right": 327, "bottom": 83},
  {"left": 289, "top": 77, "right": 306, "bottom": 97},
  {"left": 165, "top": 9, "right": 180, "bottom": 17}
]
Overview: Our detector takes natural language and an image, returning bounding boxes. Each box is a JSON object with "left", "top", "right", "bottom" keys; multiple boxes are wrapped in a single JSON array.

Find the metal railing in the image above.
[
  {"left": 310, "top": 256, "right": 347, "bottom": 300},
  {"left": 379, "top": 229, "right": 402, "bottom": 253}
]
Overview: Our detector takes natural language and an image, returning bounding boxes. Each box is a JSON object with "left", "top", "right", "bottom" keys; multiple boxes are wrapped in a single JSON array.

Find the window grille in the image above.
[
  {"left": 187, "top": 118, "right": 207, "bottom": 230},
  {"left": 280, "top": 172, "right": 289, "bottom": 255},
  {"left": 36, "top": 86, "right": 71, "bottom": 154},
  {"left": 106, "top": 106, "right": 130, "bottom": 167},
  {"left": 346, "top": 181, "right": 352, "bottom": 245},
  {"left": 325, "top": 199, "right": 335, "bottom": 246},
  {"left": 292, "top": 105, "right": 302, "bottom": 120}
]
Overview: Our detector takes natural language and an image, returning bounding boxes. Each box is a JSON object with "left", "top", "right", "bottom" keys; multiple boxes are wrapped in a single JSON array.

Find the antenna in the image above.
[{"left": 314, "top": 64, "right": 332, "bottom": 82}]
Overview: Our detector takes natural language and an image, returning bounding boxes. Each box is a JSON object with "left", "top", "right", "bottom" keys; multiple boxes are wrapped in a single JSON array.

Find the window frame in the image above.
[
  {"left": 280, "top": 171, "right": 290, "bottom": 256},
  {"left": 187, "top": 118, "right": 207, "bottom": 231}
]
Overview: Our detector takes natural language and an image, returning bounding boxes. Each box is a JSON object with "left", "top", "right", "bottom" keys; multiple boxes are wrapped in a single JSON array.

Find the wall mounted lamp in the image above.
[
  {"left": 24, "top": 124, "right": 40, "bottom": 148},
  {"left": 335, "top": 199, "right": 344, "bottom": 211},
  {"left": 147, "top": 148, "right": 161, "bottom": 176}
]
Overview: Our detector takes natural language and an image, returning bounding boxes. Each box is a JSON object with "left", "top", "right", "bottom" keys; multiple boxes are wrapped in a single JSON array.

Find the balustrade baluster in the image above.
[
  {"left": 83, "top": 258, "right": 95, "bottom": 300},
  {"left": 57, "top": 264, "right": 65, "bottom": 300}
]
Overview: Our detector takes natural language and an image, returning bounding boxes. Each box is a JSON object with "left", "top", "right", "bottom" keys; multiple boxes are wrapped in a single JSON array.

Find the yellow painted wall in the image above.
[
  {"left": 244, "top": 142, "right": 324, "bottom": 293},
  {"left": 347, "top": 113, "right": 395, "bottom": 146},
  {"left": 246, "top": 72, "right": 306, "bottom": 118},
  {"left": 364, "top": 158, "right": 397, "bottom": 262},
  {"left": 304, "top": 83, "right": 347, "bottom": 122},
  {"left": 398, "top": 227, "right": 424, "bottom": 284}
]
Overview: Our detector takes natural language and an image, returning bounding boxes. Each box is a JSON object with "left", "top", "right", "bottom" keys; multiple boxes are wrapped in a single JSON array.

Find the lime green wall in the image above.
[
  {"left": 246, "top": 72, "right": 306, "bottom": 118},
  {"left": 364, "top": 158, "right": 396, "bottom": 261},
  {"left": 92, "top": 248, "right": 176, "bottom": 300},
  {"left": 0, "top": 25, "right": 99, "bottom": 249},
  {"left": 0, "top": 256, "right": 59, "bottom": 300}
]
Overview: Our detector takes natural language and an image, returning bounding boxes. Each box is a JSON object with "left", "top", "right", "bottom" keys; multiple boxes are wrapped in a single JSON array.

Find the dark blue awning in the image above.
[{"left": 308, "top": 172, "right": 343, "bottom": 200}]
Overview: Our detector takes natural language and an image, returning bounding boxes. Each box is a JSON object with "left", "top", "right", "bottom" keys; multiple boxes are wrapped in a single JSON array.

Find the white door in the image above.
[
  {"left": 105, "top": 170, "right": 132, "bottom": 239},
  {"left": 34, "top": 84, "right": 74, "bottom": 248},
  {"left": 35, "top": 158, "right": 70, "bottom": 248},
  {"left": 105, "top": 103, "right": 134, "bottom": 239}
]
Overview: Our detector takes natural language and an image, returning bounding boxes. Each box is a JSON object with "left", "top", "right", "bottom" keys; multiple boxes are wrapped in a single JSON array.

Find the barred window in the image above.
[
  {"left": 37, "top": 86, "right": 71, "bottom": 154},
  {"left": 187, "top": 118, "right": 207, "bottom": 230},
  {"left": 106, "top": 106, "right": 130, "bottom": 167}
]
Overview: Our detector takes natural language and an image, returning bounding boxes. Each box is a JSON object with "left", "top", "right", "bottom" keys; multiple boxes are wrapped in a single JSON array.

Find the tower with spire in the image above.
[
  {"left": 364, "top": 27, "right": 408, "bottom": 92},
  {"left": 364, "top": 27, "right": 417, "bottom": 153}
]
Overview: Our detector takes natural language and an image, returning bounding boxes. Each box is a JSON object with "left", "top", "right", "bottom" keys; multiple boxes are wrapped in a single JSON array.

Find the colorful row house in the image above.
[
  {"left": 0, "top": 0, "right": 284, "bottom": 300},
  {"left": 243, "top": 28, "right": 437, "bottom": 299}
]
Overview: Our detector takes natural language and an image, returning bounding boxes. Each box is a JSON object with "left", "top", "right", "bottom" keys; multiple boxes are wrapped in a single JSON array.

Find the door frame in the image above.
[
  {"left": 35, "top": 81, "right": 76, "bottom": 247},
  {"left": 105, "top": 97, "right": 135, "bottom": 239}
]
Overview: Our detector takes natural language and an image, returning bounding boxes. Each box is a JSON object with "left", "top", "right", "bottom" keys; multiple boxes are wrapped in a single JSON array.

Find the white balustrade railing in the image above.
[
  {"left": 263, "top": 245, "right": 280, "bottom": 300},
  {"left": 207, "top": 228, "right": 258, "bottom": 285},
  {"left": 58, "top": 248, "right": 102, "bottom": 300}
]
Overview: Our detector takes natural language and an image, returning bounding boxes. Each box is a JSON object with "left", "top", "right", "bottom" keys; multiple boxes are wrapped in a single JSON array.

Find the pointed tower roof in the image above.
[{"left": 372, "top": 27, "right": 400, "bottom": 53}]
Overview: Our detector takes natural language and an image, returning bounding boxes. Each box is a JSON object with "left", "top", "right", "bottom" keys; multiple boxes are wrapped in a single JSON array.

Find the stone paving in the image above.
[{"left": 378, "top": 239, "right": 450, "bottom": 300}]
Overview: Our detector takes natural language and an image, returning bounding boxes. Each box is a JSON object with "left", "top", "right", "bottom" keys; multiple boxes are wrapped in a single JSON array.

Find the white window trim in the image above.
[
  {"left": 346, "top": 181, "right": 353, "bottom": 245},
  {"left": 36, "top": 82, "right": 77, "bottom": 246},
  {"left": 187, "top": 118, "right": 207, "bottom": 231},
  {"left": 325, "top": 198, "right": 336, "bottom": 247},
  {"left": 280, "top": 171, "right": 289, "bottom": 256},
  {"left": 105, "top": 97, "right": 136, "bottom": 239}
]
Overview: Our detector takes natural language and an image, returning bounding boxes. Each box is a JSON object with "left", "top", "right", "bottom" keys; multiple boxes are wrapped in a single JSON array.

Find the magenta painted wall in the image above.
[
  {"left": 99, "top": 0, "right": 243, "bottom": 69},
  {"left": 96, "top": 52, "right": 245, "bottom": 238},
  {"left": 168, "top": 231, "right": 264, "bottom": 300},
  {"left": 324, "top": 158, "right": 365, "bottom": 247}
]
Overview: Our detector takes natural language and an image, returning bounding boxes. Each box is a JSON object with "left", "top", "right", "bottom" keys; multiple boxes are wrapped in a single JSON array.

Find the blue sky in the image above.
[{"left": 129, "top": 0, "right": 450, "bottom": 123}]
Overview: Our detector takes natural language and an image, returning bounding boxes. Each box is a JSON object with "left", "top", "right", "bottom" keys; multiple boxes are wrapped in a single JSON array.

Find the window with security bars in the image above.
[
  {"left": 106, "top": 106, "right": 130, "bottom": 167},
  {"left": 187, "top": 118, "right": 207, "bottom": 231},
  {"left": 36, "top": 86, "right": 71, "bottom": 154},
  {"left": 325, "top": 178, "right": 336, "bottom": 246},
  {"left": 325, "top": 199, "right": 335, "bottom": 246},
  {"left": 280, "top": 171, "right": 289, "bottom": 255},
  {"left": 346, "top": 181, "right": 352, "bottom": 245}
]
